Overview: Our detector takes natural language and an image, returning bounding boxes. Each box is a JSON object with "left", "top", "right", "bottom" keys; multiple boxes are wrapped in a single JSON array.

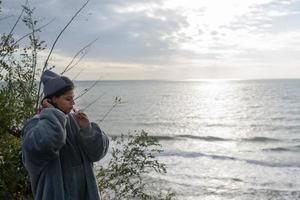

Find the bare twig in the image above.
[
  {"left": 0, "top": 1, "right": 26, "bottom": 59},
  {"left": 80, "top": 91, "right": 107, "bottom": 112},
  {"left": 22, "top": 3, "right": 39, "bottom": 90},
  {"left": 61, "top": 37, "right": 98, "bottom": 75},
  {"left": 4, "top": 0, "right": 27, "bottom": 45},
  {"left": 42, "top": 0, "right": 90, "bottom": 72},
  {"left": 0, "top": 19, "right": 54, "bottom": 63},
  {"left": 35, "top": 0, "right": 90, "bottom": 109},
  {"left": 64, "top": 50, "right": 89, "bottom": 73},
  {"left": 74, "top": 78, "right": 101, "bottom": 101},
  {"left": 72, "top": 68, "right": 84, "bottom": 81},
  {"left": 13, "top": 18, "right": 55, "bottom": 46},
  {"left": 98, "top": 96, "right": 122, "bottom": 122},
  {"left": 66, "top": 50, "right": 88, "bottom": 73}
]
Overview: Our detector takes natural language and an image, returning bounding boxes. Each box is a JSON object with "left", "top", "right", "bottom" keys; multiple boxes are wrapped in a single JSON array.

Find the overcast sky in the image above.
[{"left": 1, "top": 0, "right": 300, "bottom": 80}]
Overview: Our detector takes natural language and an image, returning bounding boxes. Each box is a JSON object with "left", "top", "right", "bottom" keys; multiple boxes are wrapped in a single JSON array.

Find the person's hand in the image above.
[
  {"left": 75, "top": 109, "right": 90, "bottom": 129},
  {"left": 41, "top": 98, "right": 54, "bottom": 108}
]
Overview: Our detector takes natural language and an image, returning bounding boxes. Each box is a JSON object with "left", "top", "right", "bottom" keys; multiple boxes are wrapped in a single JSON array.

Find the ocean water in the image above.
[{"left": 75, "top": 79, "right": 300, "bottom": 200}]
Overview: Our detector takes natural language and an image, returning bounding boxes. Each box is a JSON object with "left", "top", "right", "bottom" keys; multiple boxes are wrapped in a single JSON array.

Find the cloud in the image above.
[{"left": 1, "top": 0, "right": 300, "bottom": 79}]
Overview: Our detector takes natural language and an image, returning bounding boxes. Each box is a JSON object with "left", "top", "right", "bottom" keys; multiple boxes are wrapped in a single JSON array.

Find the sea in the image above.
[{"left": 75, "top": 79, "right": 300, "bottom": 200}]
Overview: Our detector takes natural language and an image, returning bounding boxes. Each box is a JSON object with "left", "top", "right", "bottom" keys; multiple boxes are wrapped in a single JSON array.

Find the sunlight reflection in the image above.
[{"left": 196, "top": 81, "right": 243, "bottom": 125}]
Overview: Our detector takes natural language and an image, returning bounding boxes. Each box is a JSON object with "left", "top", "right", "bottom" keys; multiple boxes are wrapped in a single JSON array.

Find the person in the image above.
[{"left": 21, "top": 70, "right": 109, "bottom": 200}]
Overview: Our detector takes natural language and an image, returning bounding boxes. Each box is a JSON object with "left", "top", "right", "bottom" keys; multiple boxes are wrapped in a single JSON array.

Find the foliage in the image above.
[
  {"left": 0, "top": 4, "right": 43, "bottom": 199},
  {"left": 0, "top": 134, "right": 32, "bottom": 200},
  {"left": 97, "top": 130, "right": 176, "bottom": 200}
]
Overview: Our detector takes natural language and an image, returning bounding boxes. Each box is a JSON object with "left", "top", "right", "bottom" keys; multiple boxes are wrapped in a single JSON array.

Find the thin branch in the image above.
[
  {"left": 61, "top": 37, "right": 98, "bottom": 75},
  {"left": 80, "top": 91, "right": 106, "bottom": 112},
  {"left": 35, "top": 0, "right": 90, "bottom": 110},
  {"left": 29, "top": 10, "right": 38, "bottom": 90},
  {"left": 74, "top": 78, "right": 101, "bottom": 100},
  {"left": 43, "top": 0, "right": 90, "bottom": 72},
  {"left": 98, "top": 97, "right": 122, "bottom": 123},
  {"left": 0, "top": 1, "right": 26, "bottom": 60},
  {"left": 64, "top": 50, "right": 88, "bottom": 73},
  {"left": 72, "top": 68, "right": 84, "bottom": 81},
  {"left": 66, "top": 50, "right": 88, "bottom": 72},
  {"left": 4, "top": 0, "right": 27, "bottom": 44},
  {"left": 0, "top": 18, "right": 54, "bottom": 63},
  {"left": 13, "top": 18, "right": 55, "bottom": 46}
]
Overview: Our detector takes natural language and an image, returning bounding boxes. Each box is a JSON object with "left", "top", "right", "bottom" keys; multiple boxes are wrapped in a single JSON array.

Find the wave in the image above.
[
  {"left": 293, "top": 145, "right": 300, "bottom": 149},
  {"left": 142, "top": 134, "right": 281, "bottom": 143},
  {"left": 205, "top": 123, "right": 236, "bottom": 127},
  {"left": 242, "top": 137, "right": 280, "bottom": 142},
  {"left": 245, "top": 160, "right": 300, "bottom": 168},
  {"left": 249, "top": 124, "right": 300, "bottom": 130},
  {"left": 138, "top": 121, "right": 177, "bottom": 127},
  {"left": 159, "top": 151, "right": 300, "bottom": 168},
  {"left": 149, "top": 135, "right": 177, "bottom": 141},
  {"left": 111, "top": 134, "right": 231, "bottom": 142},
  {"left": 147, "top": 134, "right": 231, "bottom": 142},
  {"left": 159, "top": 151, "right": 237, "bottom": 161},
  {"left": 177, "top": 135, "right": 230, "bottom": 141},
  {"left": 262, "top": 147, "right": 291, "bottom": 152},
  {"left": 262, "top": 145, "right": 300, "bottom": 152},
  {"left": 270, "top": 117, "right": 286, "bottom": 120}
]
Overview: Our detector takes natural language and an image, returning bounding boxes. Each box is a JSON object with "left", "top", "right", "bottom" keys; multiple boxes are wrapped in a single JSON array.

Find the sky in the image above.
[{"left": 1, "top": 0, "right": 300, "bottom": 80}]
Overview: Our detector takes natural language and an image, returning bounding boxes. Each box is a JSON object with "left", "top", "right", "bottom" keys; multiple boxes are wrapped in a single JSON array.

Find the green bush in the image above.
[
  {"left": 0, "top": 134, "right": 32, "bottom": 200},
  {"left": 97, "top": 130, "right": 176, "bottom": 200},
  {"left": 0, "top": 4, "right": 40, "bottom": 198}
]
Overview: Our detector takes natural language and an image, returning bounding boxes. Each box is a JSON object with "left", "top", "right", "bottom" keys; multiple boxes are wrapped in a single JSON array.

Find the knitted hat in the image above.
[{"left": 41, "top": 70, "right": 73, "bottom": 97}]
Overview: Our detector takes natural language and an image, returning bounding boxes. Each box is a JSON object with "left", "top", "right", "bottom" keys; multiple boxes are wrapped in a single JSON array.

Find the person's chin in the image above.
[{"left": 63, "top": 108, "right": 72, "bottom": 114}]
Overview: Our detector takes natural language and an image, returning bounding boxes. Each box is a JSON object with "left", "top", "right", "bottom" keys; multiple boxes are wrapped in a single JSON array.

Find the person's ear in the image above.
[
  {"left": 51, "top": 97, "right": 58, "bottom": 105},
  {"left": 45, "top": 98, "right": 52, "bottom": 104}
]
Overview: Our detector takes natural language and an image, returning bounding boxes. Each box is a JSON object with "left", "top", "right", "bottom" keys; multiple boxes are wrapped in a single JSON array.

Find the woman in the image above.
[{"left": 22, "top": 70, "right": 109, "bottom": 200}]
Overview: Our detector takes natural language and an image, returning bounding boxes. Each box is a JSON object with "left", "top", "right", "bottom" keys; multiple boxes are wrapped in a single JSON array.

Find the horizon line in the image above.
[{"left": 72, "top": 78, "right": 300, "bottom": 82}]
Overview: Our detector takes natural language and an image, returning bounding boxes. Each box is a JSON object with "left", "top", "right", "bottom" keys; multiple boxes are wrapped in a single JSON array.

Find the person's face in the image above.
[{"left": 51, "top": 90, "right": 75, "bottom": 114}]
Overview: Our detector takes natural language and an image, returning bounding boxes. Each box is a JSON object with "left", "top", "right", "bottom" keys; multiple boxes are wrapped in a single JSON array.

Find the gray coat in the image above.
[{"left": 22, "top": 108, "right": 109, "bottom": 200}]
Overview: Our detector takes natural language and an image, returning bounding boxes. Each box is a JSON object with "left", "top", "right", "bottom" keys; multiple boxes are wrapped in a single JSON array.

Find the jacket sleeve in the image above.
[
  {"left": 22, "top": 108, "right": 67, "bottom": 164},
  {"left": 76, "top": 122, "right": 109, "bottom": 162}
]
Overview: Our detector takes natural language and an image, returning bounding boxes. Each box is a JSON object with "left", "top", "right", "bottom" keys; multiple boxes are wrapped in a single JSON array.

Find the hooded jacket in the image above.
[{"left": 22, "top": 108, "right": 109, "bottom": 200}]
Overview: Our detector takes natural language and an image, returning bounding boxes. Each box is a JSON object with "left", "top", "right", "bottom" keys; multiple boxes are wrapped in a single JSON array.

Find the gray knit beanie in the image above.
[{"left": 41, "top": 70, "right": 73, "bottom": 97}]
